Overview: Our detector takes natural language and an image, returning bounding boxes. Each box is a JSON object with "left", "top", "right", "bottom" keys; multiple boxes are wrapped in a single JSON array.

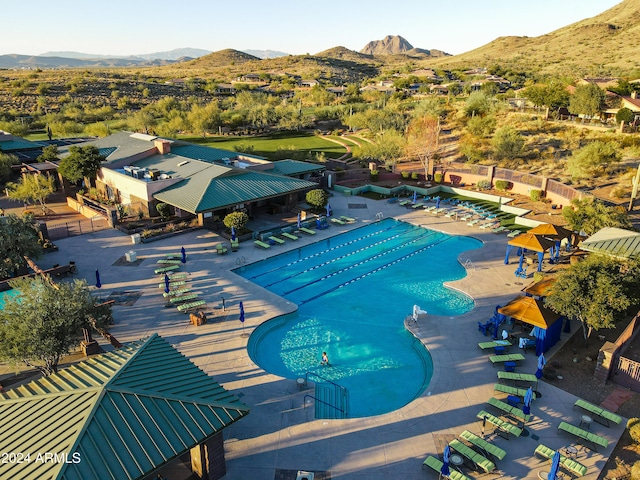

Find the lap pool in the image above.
[{"left": 237, "top": 218, "right": 481, "bottom": 417}]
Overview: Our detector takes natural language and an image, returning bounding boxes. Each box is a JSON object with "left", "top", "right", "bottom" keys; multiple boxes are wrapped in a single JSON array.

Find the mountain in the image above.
[
  {"left": 242, "top": 49, "right": 289, "bottom": 59},
  {"left": 429, "top": 0, "right": 640, "bottom": 75},
  {"left": 182, "top": 49, "right": 261, "bottom": 68},
  {"left": 360, "top": 35, "right": 414, "bottom": 55},
  {"left": 40, "top": 48, "right": 211, "bottom": 61}
]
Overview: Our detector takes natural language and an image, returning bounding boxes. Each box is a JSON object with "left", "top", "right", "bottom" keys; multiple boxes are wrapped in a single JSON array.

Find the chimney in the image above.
[
  {"left": 632, "top": 91, "right": 637, "bottom": 100},
  {"left": 154, "top": 139, "right": 171, "bottom": 155}
]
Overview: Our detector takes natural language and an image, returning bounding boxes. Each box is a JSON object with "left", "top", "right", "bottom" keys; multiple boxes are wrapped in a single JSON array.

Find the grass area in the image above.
[{"left": 179, "top": 131, "right": 348, "bottom": 161}]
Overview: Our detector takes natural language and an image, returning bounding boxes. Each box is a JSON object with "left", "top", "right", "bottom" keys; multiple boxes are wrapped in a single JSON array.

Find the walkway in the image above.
[{"left": 4, "top": 193, "right": 625, "bottom": 480}]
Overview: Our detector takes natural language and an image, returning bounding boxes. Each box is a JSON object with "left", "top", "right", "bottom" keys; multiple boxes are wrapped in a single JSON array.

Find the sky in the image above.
[{"left": 0, "top": 0, "right": 623, "bottom": 57}]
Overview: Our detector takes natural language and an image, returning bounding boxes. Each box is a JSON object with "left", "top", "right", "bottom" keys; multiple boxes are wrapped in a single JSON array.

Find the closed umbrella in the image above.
[
  {"left": 181, "top": 246, "right": 187, "bottom": 264},
  {"left": 548, "top": 451, "right": 561, "bottom": 479},
  {"left": 231, "top": 226, "right": 236, "bottom": 241},
  {"left": 435, "top": 197, "right": 440, "bottom": 209},
  {"left": 95, "top": 269, "right": 101, "bottom": 289},
  {"left": 326, "top": 204, "right": 332, "bottom": 217},
  {"left": 164, "top": 274, "right": 170, "bottom": 294},
  {"left": 535, "top": 353, "right": 546, "bottom": 379},
  {"left": 441, "top": 444, "right": 451, "bottom": 477},
  {"left": 412, "top": 190, "right": 417, "bottom": 204},
  {"left": 297, "top": 213, "right": 301, "bottom": 229},
  {"left": 239, "top": 301, "right": 246, "bottom": 336},
  {"left": 523, "top": 386, "right": 533, "bottom": 415}
]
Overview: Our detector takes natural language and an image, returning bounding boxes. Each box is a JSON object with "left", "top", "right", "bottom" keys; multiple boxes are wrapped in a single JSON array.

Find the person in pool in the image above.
[{"left": 321, "top": 352, "right": 329, "bottom": 366}]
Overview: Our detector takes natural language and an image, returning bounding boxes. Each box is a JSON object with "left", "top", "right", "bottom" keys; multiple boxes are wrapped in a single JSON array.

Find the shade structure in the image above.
[
  {"left": 522, "top": 276, "right": 556, "bottom": 298},
  {"left": 441, "top": 444, "right": 451, "bottom": 477},
  {"left": 528, "top": 223, "right": 572, "bottom": 240},
  {"left": 95, "top": 269, "right": 101, "bottom": 289},
  {"left": 549, "top": 451, "right": 561, "bottom": 479},
  {"left": 508, "top": 233, "right": 556, "bottom": 253},
  {"left": 239, "top": 301, "right": 245, "bottom": 323},
  {"left": 435, "top": 197, "right": 440, "bottom": 209}
]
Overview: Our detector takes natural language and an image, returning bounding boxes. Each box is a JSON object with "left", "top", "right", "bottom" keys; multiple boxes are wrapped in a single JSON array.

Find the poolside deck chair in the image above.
[
  {"left": 156, "top": 259, "right": 182, "bottom": 265},
  {"left": 411, "top": 202, "right": 424, "bottom": 209},
  {"left": 448, "top": 438, "right": 496, "bottom": 473},
  {"left": 486, "top": 397, "right": 530, "bottom": 422},
  {"left": 467, "top": 219, "right": 480, "bottom": 226},
  {"left": 459, "top": 430, "right": 506, "bottom": 461},
  {"left": 492, "top": 225, "right": 508, "bottom": 234},
  {"left": 574, "top": 399, "right": 622, "bottom": 427},
  {"left": 299, "top": 227, "right": 316, "bottom": 235},
  {"left": 216, "top": 243, "right": 228, "bottom": 254},
  {"left": 163, "top": 288, "right": 191, "bottom": 298},
  {"left": 423, "top": 205, "right": 436, "bottom": 212},
  {"left": 177, "top": 300, "right": 206, "bottom": 313},
  {"left": 165, "top": 253, "right": 181, "bottom": 259},
  {"left": 398, "top": 200, "right": 410, "bottom": 206},
  {"left": 340, "top": 216, "right": 356, "bottom": 223},
  {"left": 534, "top": 444, "right": 588, "bottom": 477},
  {"left": 159, "top": 280, "right": 186, "bottom": 289},
  {"left": 269, "top": 236, "right": 285, "bottom": 245},
  {"left": 168, "top": 272, "right": 187, "bottom": 280},
  {"left": 231, "top": 239, "right": 240, "bottom": 251},
  {"left": 507, "top": 230, "right": 522, "bottom": 238},
  {"left": 154, "top": 265, "right": 180, "bottom": 274},
  {"left": 331, "top": 217, "right": 346, "bottom": 225},
  {"left": 478, "top": 340, "right": 511, "bottom": 350},
  {"left": 422, "top": 456, "right": 472, "bottom": 480},
  {"left": 254, "top": 240, "right": 271, "bottom": 249},
  {"left": 170, "top": 293, "right": 199, "bottom": 304},
  {"left": 489, "top": 353, "right": 525, "bottom": 365},
  {"left": 282, "top": 232, "right": 299, "bottom": 241},
  {"left": 493, "top": 383, "right": 538, "bottom": 401},
  {"left": 497, "top": 371, "right": 538, "bottom": 388},
  {"left": 557, "top": 422, "right": 609, "bottom": 451},
  {"left": 476, "top": 410, "right": 523, "bottom": 439},
  {"left": 479, "top": 221, "right": 499, "bottom": 230}
]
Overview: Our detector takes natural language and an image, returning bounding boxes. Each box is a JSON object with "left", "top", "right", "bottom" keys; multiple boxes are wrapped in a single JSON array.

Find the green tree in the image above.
[
  {"left": 465, "top": 91, "right": 492, "bottom": 117},
  {"left": 491, "top": 126, "right": 524, "bottom": 160},
  {"left": 0, "top": 276, "right": 111, "bottom": 375},
  {"left": 466, "top": 115, "right": 496, "bottom": 138},
  {"left": 545, "top": 255, "right": 640, "bottom": 343},
  {"left": 0, "top": 152, "right": 19, "bottom": 182},
  {"left": 36, "top": 145, "right": 59, "bottom": 162},
  {"left": 523, "top": 82, "right": 569, "bottom": 112},
  {"left": 567, "top": 141, "right": 621, "bottom": 180},
  {"left": 562, "top": 197, "right": 631, "bottom": 235},
  {"left": 57, "top": 145, "right": 105, "bottom": 187},
  {"left": 569, "top": 83, "right": 606, "bottom": 119},
  {"left": 129, "top": 108, "right": 157, "bottom": 135},
  {"left": 0, "top": 214, "right": 43, "bottom": 279},
  {"left": 156, "top": 202, "right": 171, "bottom": 220},
  {"left": 616, "top": 107, "right": 635, "bottom": 125},
  {"left": 187, "top": 102, "right": 220, "bottom": 137},
  {"left": 306, "top": 189, "right": 329, "bottom": 210},
  {"left": 223, "top": 211, "right": 249, "bottom": 230},
  {"left": 7, "top": 174, "right": 56, "bottom": 215},
  {"left": 404, "top": 115, "right": 440, "bottom": 179},
  {"left": 356, "top": 130, "right": 405, "bottom": 167}
]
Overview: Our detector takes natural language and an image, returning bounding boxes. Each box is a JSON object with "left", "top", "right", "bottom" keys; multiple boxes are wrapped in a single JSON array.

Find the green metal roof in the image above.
[
  {"left": 172, "top": 144, "right": 265, "bottom": 163},
  {"left": 0, "top": 137, "right": 45, "bottom": 151},
  {"left": 0, "top": 334, "right": 249, "bottom": 480},
  {"left": 154, "top": 169, "right": 317, "bottom": 214},
  {"left": 579, "top": 227, "right": 640, "bottom": 260},
  {"left": 267, "top": 159, "right": 325, "bottom": 176}
]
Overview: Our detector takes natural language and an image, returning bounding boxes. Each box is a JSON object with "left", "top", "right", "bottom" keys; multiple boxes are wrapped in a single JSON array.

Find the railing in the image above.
[
  {"left": 303, "top": 393, "right": 347, "bottom": 417},
  {"left": 305, "top": 371, "right": 349, "bottom": 418},
  {"left": 614, "top": 357, "right": 640, "bottom": 393}
]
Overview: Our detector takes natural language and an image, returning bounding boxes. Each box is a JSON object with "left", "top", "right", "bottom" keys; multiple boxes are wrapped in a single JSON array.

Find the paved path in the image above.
[{"left": 6, "top": 193, "right": 625, "bottom": 480}]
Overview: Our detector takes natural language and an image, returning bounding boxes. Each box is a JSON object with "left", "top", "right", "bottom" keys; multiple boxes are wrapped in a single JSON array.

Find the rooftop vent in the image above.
[{"left": 177, "top": 160, "right": 189, "bottom": 167}]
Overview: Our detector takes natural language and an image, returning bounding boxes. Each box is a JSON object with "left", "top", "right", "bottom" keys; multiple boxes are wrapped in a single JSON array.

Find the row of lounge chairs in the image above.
[{"left": 155, "top": 254, "right": 206, "bottom": 315}]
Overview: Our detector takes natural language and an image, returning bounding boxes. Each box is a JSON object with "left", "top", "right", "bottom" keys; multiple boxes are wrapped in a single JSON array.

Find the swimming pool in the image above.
[
  {"left": 0, "top": 289, "right": 18, "bottom": 309},
  {"left": 238, "top": 218, "right": 482, "bottom": 417}
]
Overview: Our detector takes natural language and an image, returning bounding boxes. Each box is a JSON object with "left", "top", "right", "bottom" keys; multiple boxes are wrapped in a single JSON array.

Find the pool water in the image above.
[
  {"left": 0, "top": 289, "right": 18, "bottom": 309},
  {"left": 238, "top": 218, "right": 481, "bottom": 417}
]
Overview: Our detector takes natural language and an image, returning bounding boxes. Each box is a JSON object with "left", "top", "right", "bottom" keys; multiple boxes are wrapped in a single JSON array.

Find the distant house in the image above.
[
  {"left": 236, "top": 73, "right": 262, "bottom": 82},
  {"left": 326, "top": 86, "right": 346, "bottom": 96},
  {"left": 214, "top": 83, "right": 236, "bottom": 95},
  {"left": 577, "top": 77, "right": 620, "bottom": 90},
  {"left": 299, "top": 79, "right": 319, "bottom": 87},
  {"left": 429, "top": 84, "right": 449, "bottom": 95}
]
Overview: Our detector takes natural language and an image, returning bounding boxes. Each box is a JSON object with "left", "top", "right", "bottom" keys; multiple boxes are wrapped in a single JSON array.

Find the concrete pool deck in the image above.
[{"left": 6, "top": 194, "right": 625, "bottom": 480}]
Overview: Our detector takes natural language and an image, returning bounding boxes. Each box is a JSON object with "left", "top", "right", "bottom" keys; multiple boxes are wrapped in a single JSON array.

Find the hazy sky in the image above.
[{"left": 1, "top": 0, "right": 622, "bottom": 57}]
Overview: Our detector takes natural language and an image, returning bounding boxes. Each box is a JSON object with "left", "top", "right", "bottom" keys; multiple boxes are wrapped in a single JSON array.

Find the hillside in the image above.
[{"left": 429, "top": 0, "right": 640, "bottom": 75}]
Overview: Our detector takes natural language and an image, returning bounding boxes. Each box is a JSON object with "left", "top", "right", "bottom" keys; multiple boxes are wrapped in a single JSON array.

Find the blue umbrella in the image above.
[
  {"left": 297, "top": 213, "right": 301, "bottom": 229},
  {"left": 435, "top": 197, "right": 441, "bottom": 209},
  {"left": 164, "top": 274, "right": 170, "bottom": 294},
  {"left": 535, "top": 353, "right": 546, "bottom": 379},
  {"left": 523, "top": 386, "right": 533, "bottom": 415},
  {"left": 441, "top": 445, "right": 451, "bottom": 477},
  {"left": 95, "top": 269, "right": 101, "bottom": 289},
  {"left": 412, "top": 190, "right": 417, "bottom": 203},
  {"left": 239, "top": 301, "right": 246, "bottom": 336},
  {"left": 181, "top": 246, "right": 187, "bottom": 264},
  {"left": 231, "top": 227, "right": 236, "bottom": 241},
  {"left": 548, "top": 451, "right": 561, "bottom": 479}
]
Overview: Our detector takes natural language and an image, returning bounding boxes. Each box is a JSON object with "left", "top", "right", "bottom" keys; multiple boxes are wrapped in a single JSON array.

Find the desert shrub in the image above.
[
  {"left": 156, "top": 202, "right": 171, "bottom": 220},
  {"left": 223, "top": 211, "right": 249, "bottom": 230},
  {"left": 628, "top": 417, "right": 640, "bottom": 443},
  {"left": 530, "top": 189, "right": 544, "bottom": 201},
  {"left": 401, "top": 171, "right": 410, "bottom": 179},
  {"left": 610, "top": 185, "right": 628, "bottom": 199},
  {"left": 434, "top": 172, "right": 443, "bottom": 183},
  {"left": 477, "top": 179, "right": 491, "bottom": 190},
  {"left": 411, "top": 172, "right": 418, "bottom": 180},
  {"left": 495, "top": 180, "right": 510, "bottom": 191},
  {"left": 306, "top": 189, "right": 329, "bottom": 209}
]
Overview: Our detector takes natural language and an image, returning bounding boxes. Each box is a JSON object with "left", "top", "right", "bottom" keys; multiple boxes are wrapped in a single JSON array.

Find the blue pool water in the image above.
[
  {"left": 238, "top": 218, "right": 482, "bottom": 417},
  {"left": 0, "top": 289, "right": 18, "bottom": 309}
]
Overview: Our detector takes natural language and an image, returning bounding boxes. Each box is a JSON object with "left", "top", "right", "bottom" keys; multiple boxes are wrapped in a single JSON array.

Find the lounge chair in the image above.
[
  {"left": 177, "top": 300, "right": 206, "bottom": 313},
  {"left": 268, "top": 236, "right": 285, "bottom": 245},
  {"left": 422, "top": 456, "right": 472, "bottom": 480},
  {"left": 170, "top": 293, "right": 199, "bottom": 304},
  {"left": 467, "top": 219, "right": 480, "bottom": 226},
  {"left": 168, "top": 272, "right": 187, "bottom": 280},
  {"left": 557, "top": 422, "right": 609, "bottom": 451},
  {"left": 507, "top": 230, "right": 522, "bottom": 238},
  {"left": 165, "top": 253, "right": 181, "bottom": 259},
  {"left": 423, "top": 206, "right": 436, "bottom": 212},
  {"left": 491, "top": 225, "right": 508, "bottom": 234},
  {"left": 411, "top": 202, "right": 424, "bottom": 209},
  {"left": 156, "top": 259, "right": 182, "bottom": 265},
  {"left": 489, "top": 353, "right": 525, "bottom": 365},
  {"left": 486, "top": 397, "right": 530, "bottom": 422},
  {"left": 340, "top": 216, "right": 355, "bottom": 223},
  {"left": 478, "top": 340, "right": 511, "bottom": 350},
  {"left": 479, "top": 221, "right": 499, "bottom": 230},
  {"left": 497, "top": 371, "right": 538, "bottom": 388},
  {"left": 163, "top": 288, "right": 191, "bottom": 298},
  {"left": 573, "top": 399, "right": 622, "bottom": 427},
  {"left": 476, "top": 410, "right": 523, "bottom": 439},
  {"left": 432, "top": 208, "right": 446, "bottom": 215},
  {"left": 299, "top": 227, "right": 315, "bottom": 235},
  {"left": 282, "top": 232, "right": 299, "bottom": 241},
  {"left": 254, "top": 240, "right": 271, "bottom": 249},
  {"left": 230, "top": 239, "right": 240, "bottom": 251},
  {"left": 448, "top": 438, "right": 496, "bottom": 473},
  {"left": 154, "top": 265, "right": 180, "bottom": 274},
  {"left": 216, "top": 243, "right": 228, "bottom": 254},
  {"left": 331, "top": 218, "right": 346, "bottom": 225},
  {"left": 534, "top": 444, "right": 588, "bottom": 477},
  {"left": 159, "top": 280, "right": 186, "bottom": 289},
  {"left": 459, "top": 430, "right": 506, "bottom": 461},
  {"left": 398, "top": 200, "right": 410, "bottom": 206},
  {"left": 493, "top": 383, "right": 538, "bottom": 401}
]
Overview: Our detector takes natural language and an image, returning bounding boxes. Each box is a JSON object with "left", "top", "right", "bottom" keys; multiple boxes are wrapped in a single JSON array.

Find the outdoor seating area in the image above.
[
  {"left": 156, "top": 250, "right": 206, "bottom": 316},
  {"left": 557, "top": 422, "right": 609, "bottom": 451},
  {"left": 573, "top": 399, "right": 622, "bottom": 427},
  {"left": 534, "top": 444, "right": 588, "bottom": 477}
]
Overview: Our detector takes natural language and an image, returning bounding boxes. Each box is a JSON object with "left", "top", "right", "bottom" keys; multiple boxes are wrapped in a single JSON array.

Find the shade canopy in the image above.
[
  {"left": 507, "top": 233, "right": 556, "bottom": 253},
  {"left": 528, "top": 223, "right": 572, "bottom": 240},
  {"left": 498, "top": 295, "right": 561, "bottom": 329},
  {"left": 522, "top": 276, "right": 556, "bottom": 298}
]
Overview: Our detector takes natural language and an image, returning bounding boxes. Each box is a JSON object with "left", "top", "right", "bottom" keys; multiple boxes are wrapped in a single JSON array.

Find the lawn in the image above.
[{"left": 180, "top": 131, "right": 348, "bottom": 161}]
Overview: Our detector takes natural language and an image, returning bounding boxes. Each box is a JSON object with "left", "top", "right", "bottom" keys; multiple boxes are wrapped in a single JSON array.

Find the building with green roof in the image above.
[{"left": 0, "top": 334, "right": 249, "bottom": 480}]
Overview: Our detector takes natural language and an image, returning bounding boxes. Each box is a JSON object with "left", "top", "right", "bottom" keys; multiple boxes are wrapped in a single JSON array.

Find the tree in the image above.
[
  {"left": 0, "top": 152, "right": 19, "bottom": 182},
  {"left": 36, "top": 145, "right": 59, "bottom": 162},
  {"left": 491, "top": 126, "right": 525, "bottom": 160},
  {"left": 0, "top": 276, "right": 112, "bottom": 375},
  {"left": 562, "top": 197, "right": 631, "bottom": 235},
  {"left": 306, "top": 189, "right": 329, "bottom": 210},
  {"left": 616, "top": 107, "right": 635, "bottom": 125},
  {"left": 223, "top": 211, "right": 249, "bottom": 230},
  {"left": 545, "top": 255, "right": 640, "bottom": 343},
  {"left": 523, "top": 82, "right": 569, "bottom": 112},
  {"left": 404, "top": 115, "right": 440, "bottom": 179},
  {"left": 465, "top": 91, "right": 492, "bottom": 117},
  {"left": 187, "top": 101, "right": 220, "bottom": 137},
  {"left": 0, "top": 214, "right": 43, "bottom": 279},
  {"left": 57, "top": 145, "right": 105, "bottom": 187},
  {"left": 567, "top": 141, "right": 621, "bottom": 180},
  {"left": 7, "top": 174, "right": 56, "bottom": 215},
  {"left": 356, "top": 130, "right": 405, "bottom": 167},
  {"left": 156, "top": 202, "right": 171, "bottom": 220},
  {"left": 569, "top": 83, "right": 606, "bottom": 119}
]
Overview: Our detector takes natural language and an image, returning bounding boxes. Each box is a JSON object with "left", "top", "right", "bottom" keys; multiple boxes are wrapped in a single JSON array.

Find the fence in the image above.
[{"left": 47, "top": 216, "right": 110, "bottom": 240}]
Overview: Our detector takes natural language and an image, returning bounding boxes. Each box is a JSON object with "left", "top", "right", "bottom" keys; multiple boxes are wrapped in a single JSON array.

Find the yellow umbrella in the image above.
[
  {"left": 507, "top": 233, "right": 556, "bottom": 252},
  {"left": 498, "top": 295, "right": 561, "bottom": 329},
  {"left": 528, "top": 223, "right": 572, "bottom": 240},
  {"left": 522, "top": 276, "right": 556, "bottom": 298}
]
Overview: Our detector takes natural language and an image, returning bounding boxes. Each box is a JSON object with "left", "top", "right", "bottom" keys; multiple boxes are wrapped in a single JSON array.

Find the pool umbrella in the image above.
[
  {"left": 548, "top": 451, "right": 561, "bottom": 480},
  {"left": 239, "top": 301, "right": 246, "bottom": 336},
  {"left": 528, "top": 223, "right": 572, "bottom": 241},
  {"left": 435, "top": 197, "right": 440, "bottom": 209},
  {"left": 164, "top": 274, "right": 170, "bottom": 294},
  {"left": 297, "top": 213, "right": 301, "bottom": 229},
  {"left": 535, "top": 353, "right": 546, "bottom": 379},
  {"left": 95, "top": 269, "right": 101, "bottom": 289},
  {"left": 231, "top": 226, "right": 236, "bottom": 241},
  {"left": 441, "top": 445, "right": 451, "bottom": 477},
  {"left": 181, "top": 246, "right": 187, "bottom": 264},
  {"left": 326, "top": 204, "right": 332, "bottom": 217},
  {"left": 412, "top": 190, "right": 417, "bottom": 204},
  {"left": 523, "top": 386, "right": 533, "bottom": 415}
]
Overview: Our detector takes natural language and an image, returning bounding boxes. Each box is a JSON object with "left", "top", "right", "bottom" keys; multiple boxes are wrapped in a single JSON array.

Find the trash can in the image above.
[
  {"left": 131, "top": 233, "right": 141, "bottom": 244},
  {"left": 125, "top": 250, "right": 137, "bottom": 262}
]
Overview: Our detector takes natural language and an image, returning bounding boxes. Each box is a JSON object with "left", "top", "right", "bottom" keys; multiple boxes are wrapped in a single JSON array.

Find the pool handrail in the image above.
[
  {"left": 303, "top": 393, "right": 348, "bottom": 418},
  {"left": 305, "top": 371, "right": 349, "bottom": 418}
]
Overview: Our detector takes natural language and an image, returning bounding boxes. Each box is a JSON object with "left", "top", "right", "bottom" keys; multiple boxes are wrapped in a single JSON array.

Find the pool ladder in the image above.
[
  {"left": 464, "top": 259, "right": 476, "bottom": 270},
  {"left": 303, "top": 371, "right": 349, "bottom": 419}
]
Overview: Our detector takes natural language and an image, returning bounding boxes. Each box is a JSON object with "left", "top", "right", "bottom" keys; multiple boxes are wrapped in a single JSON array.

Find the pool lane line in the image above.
[
  {"left": 283, "top": 230, "right": 446, "bottom": 299},
  {"left": 261, "top": 229, "right": 436, "bottom": 288},
  {"left": 297, "top": 236, "right": 453, "bottom": 305}
]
